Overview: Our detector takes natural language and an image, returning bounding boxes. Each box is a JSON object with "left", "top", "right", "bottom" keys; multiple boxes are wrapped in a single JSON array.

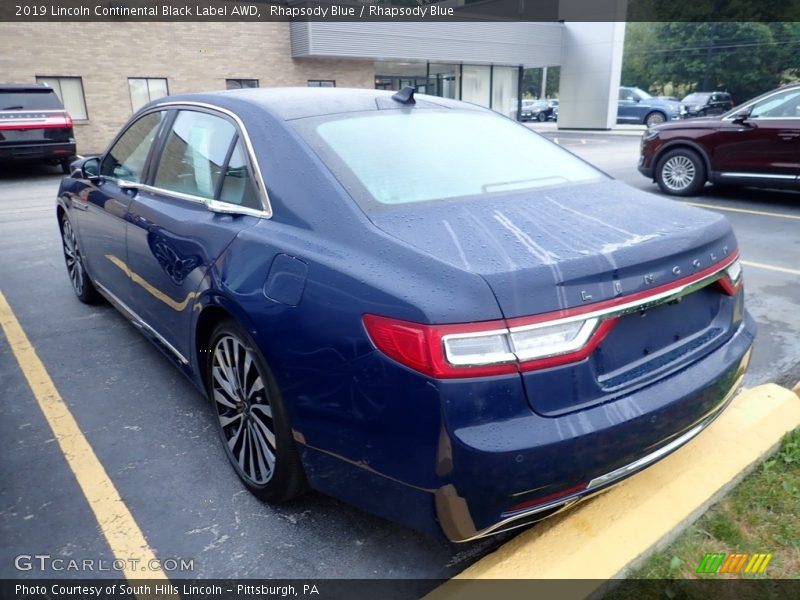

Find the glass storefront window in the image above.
[
  {"left": 492, "top": 66, "right": 519, "bottom": 119},
  {"left": 461, "top": 65, "right": 491, "bottom": 108},
  {"left": 428, "top": 63, "right": 460, "bottom": 99},
  {"left": 373, "top": 61, "right": 522, "bottom": 120}
]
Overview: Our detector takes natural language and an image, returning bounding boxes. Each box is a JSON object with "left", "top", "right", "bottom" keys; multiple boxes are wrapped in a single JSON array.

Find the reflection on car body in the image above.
[{"left": 57, "top": 87, "right": 755, "bottom": 542}]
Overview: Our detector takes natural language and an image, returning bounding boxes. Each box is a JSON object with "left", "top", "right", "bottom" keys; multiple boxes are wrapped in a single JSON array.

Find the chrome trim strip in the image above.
[
  {"left": 149, "top": 100, "right": 272, "bottom": 218},
  {"left": 440, "top": 255, "right": 736, "bottom": 369},
  {"left": 588, "top": 372, "right": 743, "bottom": 490},
  {"left": 509, "top": 255, "right": 736, "bottom": 331},
  {"left": 95, "top": 281, "right": 189, "bottom": 365},
  {"left": 586, "top": 423, "right": 704, "bottom": 490},
  {"left": 459, "top": 372, "right": 744, "bottom": 542},
  {"left": 114, "top": 181, "right": 271, "bottom": 219},
  {"left": 719, "top": 172, "right": 797, "bottom": 180}
]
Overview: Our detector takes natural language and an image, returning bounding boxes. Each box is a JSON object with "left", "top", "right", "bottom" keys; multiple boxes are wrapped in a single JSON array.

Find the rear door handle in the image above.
[{"left": 778, "top": 131, "right": 800, "bottom": 141}]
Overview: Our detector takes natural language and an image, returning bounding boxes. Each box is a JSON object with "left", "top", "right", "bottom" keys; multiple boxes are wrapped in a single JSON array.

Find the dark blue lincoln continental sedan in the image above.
[{"left": 57, "top": 87, "right": 755, "bottom": 542}]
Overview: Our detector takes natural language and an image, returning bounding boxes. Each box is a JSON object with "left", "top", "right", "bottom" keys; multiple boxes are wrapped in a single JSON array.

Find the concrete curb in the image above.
[{"left": 427, "top": 384, "right": 800, "bottom": 596}]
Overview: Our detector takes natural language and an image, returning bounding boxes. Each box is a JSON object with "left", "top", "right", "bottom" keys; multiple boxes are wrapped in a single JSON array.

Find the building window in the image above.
[
  {"left": 226, "top": 79, "right": 259, "bottom": 90},
  {"left": 128, "top": 78, "right": 169, "bottom": 113},
  {"left": 308, "top": 80, "right": 336, "bottom": 88},
  {"left": 35, "top": 76, "right": 88, "bottom": 120}
]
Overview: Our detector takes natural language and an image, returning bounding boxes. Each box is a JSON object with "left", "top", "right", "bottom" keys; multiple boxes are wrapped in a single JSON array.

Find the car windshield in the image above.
[
  {"left": 0, "top": 90, "right": 62, "bottom": 111},
  {"left": 530, "top": 101, "right": 548, "bottom": 109},
  {"left": 683, "top": 93, "right": 711, "bottom": 104},
  {"left": 632, "top": 88, "right": 652, "bottom": 100},
  {"left": 295, "top": 110, "right": 605, "bottom": 208}
]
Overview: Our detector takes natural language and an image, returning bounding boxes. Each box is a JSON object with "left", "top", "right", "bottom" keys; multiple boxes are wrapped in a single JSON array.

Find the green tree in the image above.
[
  {"left": 522, "top": 67, "right": 561, "bottom": 99},
  {"left": 622, "top": 22, "right": 800, "bottom": 102}
]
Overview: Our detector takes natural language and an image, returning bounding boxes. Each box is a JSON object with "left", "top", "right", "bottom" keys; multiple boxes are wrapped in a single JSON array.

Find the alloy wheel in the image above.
[
  {"left": 211, "top": 334, "right": 276, "bottom": 485},
  {"left": 661, "top": 155, "right": 697, "bottom": 192},
  {"left": 62, "top": 218, "right": 84, "bottom": 296}
]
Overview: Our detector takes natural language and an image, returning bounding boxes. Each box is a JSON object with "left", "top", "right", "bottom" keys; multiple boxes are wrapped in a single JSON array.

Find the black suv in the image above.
[
  {"left": 680, "top": 91, "right": 734, "bottom": 118},
  {"left": 0, "top": 84, "right": 77, "bottom": 173}
]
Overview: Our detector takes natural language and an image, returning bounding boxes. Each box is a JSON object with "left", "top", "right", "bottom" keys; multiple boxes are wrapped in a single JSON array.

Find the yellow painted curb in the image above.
[{"left": 428, "top": 384, "right": 800, "bottom": 595}]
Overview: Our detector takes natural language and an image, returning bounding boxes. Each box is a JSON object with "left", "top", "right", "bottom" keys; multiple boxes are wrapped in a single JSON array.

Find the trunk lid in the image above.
[{"left": 369, "top": 179, "right": 740, "bottom": 414}]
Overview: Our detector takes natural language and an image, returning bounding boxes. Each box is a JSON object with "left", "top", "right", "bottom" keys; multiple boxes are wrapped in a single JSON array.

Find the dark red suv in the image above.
[
  {"left": 0, "top": 83, "right": 77, "bottom": 173},
  {"left": 639, "top": 83, "right": 800, "bottom": 196}
]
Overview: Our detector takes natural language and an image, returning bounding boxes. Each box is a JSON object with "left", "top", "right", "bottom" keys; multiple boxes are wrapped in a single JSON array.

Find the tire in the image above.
[
  {"left": 60, "top": 214, "right": 101, "bottom": 303},
  {"left": 537, "top": 112, "right": 547, "bottom": 122},
  {"left": 644, "top": 111, "right": 666, "bottom": 127},
  {"left": 206, "top": 319, "right": 307, "bottom": 503},
  {"left": 655, "top": 148, "right": 707, "bottom": 196},
  {"left": 60, "top": 159, "right": 72, "bottom": 175}
]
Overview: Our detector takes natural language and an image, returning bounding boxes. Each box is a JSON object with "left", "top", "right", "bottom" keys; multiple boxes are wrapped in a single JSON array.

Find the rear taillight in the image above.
[
  {"left": 362, "top": 313, "right": 617, "bottom": 379},
  {"left": 718, "top": 258, "right": 743, "bottom": 295},
  {"left": 363, "top": 253, "right": 743, "bottom": 379},
  {"left": 64, "top": 114, "right": 74, "bottom": 128}
]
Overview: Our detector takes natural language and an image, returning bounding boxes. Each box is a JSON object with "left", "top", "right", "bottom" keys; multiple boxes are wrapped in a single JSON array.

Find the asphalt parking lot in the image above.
[{"left": 1, "top": 133, "right": 799, "bottom": 583}]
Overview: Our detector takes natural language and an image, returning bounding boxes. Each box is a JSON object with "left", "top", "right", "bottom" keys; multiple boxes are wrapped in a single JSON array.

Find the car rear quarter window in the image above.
[
  {"left": 100, "top": 111, "right": 165, "bottom": 183},
  {"left": 154, "top": 110, "right": 236, "bottom": 199},
  {"left": 218, "top": 138, "right": 261, "bottom": 210},
  {"left": 297, "top": 110, "right": 604, "bottom": 208}
]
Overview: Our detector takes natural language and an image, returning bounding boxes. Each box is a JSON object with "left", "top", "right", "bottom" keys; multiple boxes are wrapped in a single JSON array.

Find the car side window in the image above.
[
  {"left": 750, "top": 90, "right": 800, "bottom": 119},
  {"left": 218, "top": 138, "right": 261, "bottom": 211},
  {"left": 100, "top": 111, "right": 164, "bottom": 182},
  {"left": 154, "top": 110, "right": 236, "bottom": 199}
]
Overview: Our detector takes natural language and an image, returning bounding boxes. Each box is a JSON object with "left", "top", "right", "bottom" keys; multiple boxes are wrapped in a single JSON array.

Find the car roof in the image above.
[{"left": 154, "top": 87, "right": 480, "bottom": 121}]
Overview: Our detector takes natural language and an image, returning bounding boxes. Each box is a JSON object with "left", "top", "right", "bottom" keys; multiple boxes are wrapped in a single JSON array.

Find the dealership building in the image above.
[{"left": 0, "top": 18, "right": 624, "bottom": 153}]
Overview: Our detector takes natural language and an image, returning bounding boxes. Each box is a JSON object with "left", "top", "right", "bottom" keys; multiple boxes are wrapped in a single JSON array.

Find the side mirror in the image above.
[
  {"left": 74, "top": 156, "right": 101, "bottom": 182},
  {"left": 732, "top": 108, "right": 751, "bottom": 124}
]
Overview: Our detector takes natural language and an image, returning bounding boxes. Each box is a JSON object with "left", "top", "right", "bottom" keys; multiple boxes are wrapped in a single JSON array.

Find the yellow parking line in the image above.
[
  {"left": 681, "top": 201, "right": 800, "bottom": 221},
  {"left": 0, "top": 290, "right": 167, "bottom": 581},
  {"left": 741, "top": 260, "right": 800, "bottom": 277}
]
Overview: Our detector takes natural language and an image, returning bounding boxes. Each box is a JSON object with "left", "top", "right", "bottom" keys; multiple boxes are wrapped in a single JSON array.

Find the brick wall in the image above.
[{"left": 0, "top": 22, "right": 375, "bottom": 153}]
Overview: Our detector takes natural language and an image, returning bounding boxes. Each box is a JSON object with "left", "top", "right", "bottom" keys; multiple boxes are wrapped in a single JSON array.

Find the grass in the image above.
[{"left": 604, "top": 428, "right": 800, "bottom": 599}]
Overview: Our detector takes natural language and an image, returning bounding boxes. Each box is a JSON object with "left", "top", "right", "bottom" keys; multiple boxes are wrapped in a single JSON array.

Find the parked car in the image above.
[
  {"left": 0, "top": 83, "right": 76, "bottom": 173},
  {"left": 618, "top": 86, "right": 681, "bottom": 126},
  {"left": 680, "top": 91, "right": 734, "bottom": 118},
  {"left": 58, "top": 87, "right": 754, "bottom": 542},
  {"left": 547, "top": 98, "right": 559, "bottom": 120},
  {"left": 657, "top": 96, "right": 681, "bottom": 103},
  {"left": 639, "top": 82, "right": 800, "bottom": 196},
  {"left": 520, "top": 99, "right": 555, "bottom": 122}
]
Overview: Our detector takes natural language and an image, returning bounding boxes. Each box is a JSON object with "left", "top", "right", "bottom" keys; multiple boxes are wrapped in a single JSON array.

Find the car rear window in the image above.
[
  {"left": 295, "top": 110, "right": 605, "bottom": 208},
  {"left": 0, "top": 89, "right": 63, "bottom": 111}
]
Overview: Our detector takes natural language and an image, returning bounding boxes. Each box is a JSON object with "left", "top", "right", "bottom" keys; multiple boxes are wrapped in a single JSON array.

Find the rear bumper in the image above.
[
  {"left": 438, "top": 311, "right": 756, "bottom": 541},
  {"left": 0, "top": 141, "right": 76, "bottom": 162}
]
